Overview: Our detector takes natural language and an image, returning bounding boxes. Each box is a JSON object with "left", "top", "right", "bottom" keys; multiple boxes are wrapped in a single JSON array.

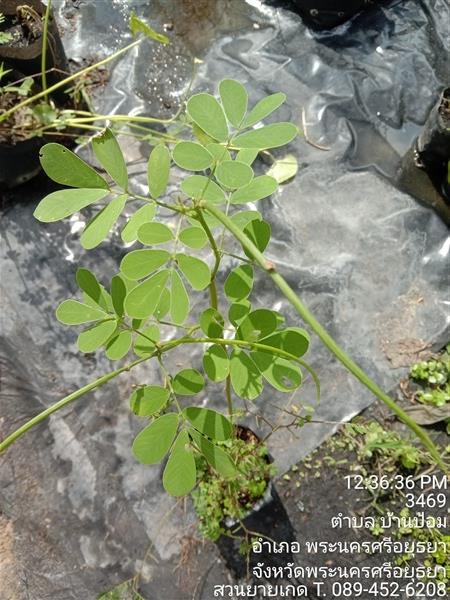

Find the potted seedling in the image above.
[
  {"left": 0, "top": 7, "right": 176, "bottom": 187},
  {"left": 0, "top": 81, "right": 447, "bottom": 556}
]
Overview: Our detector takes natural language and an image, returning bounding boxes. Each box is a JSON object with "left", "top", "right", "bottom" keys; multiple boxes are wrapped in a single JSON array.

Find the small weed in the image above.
[{"left": 410, "top": 345, "right": 450, "bottom": 408}]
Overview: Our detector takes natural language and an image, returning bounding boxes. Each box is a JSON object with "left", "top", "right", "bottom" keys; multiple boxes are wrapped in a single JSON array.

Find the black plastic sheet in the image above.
[{"left": 1, "top": 1, "right": 449, "bottom": 598}]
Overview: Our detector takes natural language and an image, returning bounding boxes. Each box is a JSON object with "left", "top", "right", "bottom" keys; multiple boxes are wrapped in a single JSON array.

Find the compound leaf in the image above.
[
  {"left": 267, "top": 153, "right": 298, "bottom": 183},
  {"left": 183, "top": 406, "right": 232, "bottom": 441},
  {"left": 224, "top": 264, "right": 253, "bottom": 301},
  {"left": 76, "top": 268, "right": 110, "bottom": 311},
  {"left": 34, "top": 188, "right": 109, "bottom": 222},
  {"left": 163, "top": 431, "right": 196, "bottom": 497},
  {"left": 181, "top": 175, "right": 226, "bottom": 204},
  {"left": 120, "top": 249, "right": 170, "bottom": 280},
  {"left": 80, "top": 193, "right": 127, "bottom": 249},
  {"left": 39, "top": 143, "right": 108, "bottom": 189},
  {"left": 230, "top": 175, "right": 277, "bottom": 204},
  {"left": 200, "top": 307, "right": 224, "bottom": 338},
  {"left": 138, "top": 222, "right": 174, "bottom": 245},
  {"left": 105, "top": 330, "right": 133, "bottom": 360},
  {"left": 172, "top": 141, "right": 213, "bottom": 171},
  {"left": 110, "top": 275, "right": 127, "bottom": 316},
  {"left": 170, "top": 269, "right": 190, "bottom": 325},
  {"left": 173, "top": 368, "right": 205, "bottom": 396},
  {"left": 56, "top": 299, "right": 107, "bottom": 325},
  {"left": 92, "top": 128, "right": 128, "bottom": 190},
  {"left": 77, "top": 319, "right": 117, "bottom": 353},
  {"left": 124, "top": 269, "right": 170, "bottom": 318},
  {"left": 148, "top": 144, "right": 170, "bottom": 200},
  {"left": 132, "top": 413, "right": 179, "bottom": 464},
  {"left": 133, "top": 324, "right": 160, "bottom": 356},
  {"left": 203, "top": 344, "right": 230, "bottom": 382},
  {"left": 233, "top": 123, "right": 298, "bottom": 150},
  {"left": 243, "top": 219, "right": 271, "bottom": 255},
  {"left": 215, "top": 160, "right": 253, "bottom": 189},
  {"left": 219, "top": 79, "right": 248, "bottom": 128},
  {"left": 176, "top": 254, "right": 211, "bottom": 290},
  {"left": 178, "top": 226, "right": 207, "bottom": 249},
  {"left": 242, "top": 92, "right": 286, "bottom": 128},
  {"left": 229, "top": 348, "right": 263, "bottom": 400},
  {"left": 121, "top": 203, "right": 156, "bottom": 243},
  {"left": 187, "top": 93, "right": 228, "bottom": 142},
  {"left": 130, "top": 385, "right": 169, "bottom": 416}
]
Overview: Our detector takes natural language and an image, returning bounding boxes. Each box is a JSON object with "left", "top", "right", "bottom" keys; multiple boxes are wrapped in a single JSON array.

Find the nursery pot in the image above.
[
  {"left": 282, "top": 0, "right": 389, "bottom": 30},
  {"left": 0, "top": 0, "right": 70, "bottom": 103},
  {"left": 0, "top": 136, "right": 44, "bottom": 188},
  {"left": 212, "top": 426, "right": 297, "bottom": 580},
  {"left": 415, "top": 88, "right": 450, "bottom": 202}
]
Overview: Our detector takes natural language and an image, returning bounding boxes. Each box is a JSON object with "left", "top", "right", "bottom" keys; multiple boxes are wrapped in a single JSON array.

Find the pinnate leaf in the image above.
[
  {"left": 163, "top": 431, "right": 196, "bottom": 497},
  {"left": 233, "top": 123, "right": 298, "bottom": 149},
  {"left": 203, "top": 344, "right": 230, "bottom": 382},
  {"left": 80, "top": 194, "right": 127, "bottom": 249},
  {"left": 170, "top": 269, "right": 190, "bottom": 325},
  {"left": 120, "top": 249, "right": 170, "bottom": 280},
  {"left": 132, "top": 413, "right": 179, "bottom": 464},
  {"left": 215, "top": 160, "right": 253, "bottom": 189},
  {"left": 138, "top": 222, "right": 174, "bottom": 245},
  {"left": 173, "top": 368, "right": 205, "bottom": 396},
  {"left": 105, "top": 330, "right": 133, "bottom": 360},
  {"left": 243, "top": 219, "right": 271, "bottom": 255},
  {"left": 110, "top": 275, "right": 127, "bottom": 316},
  {"left": 176, "top": 254, "right": 211, "bottom": 290},
  {"left": 77, "top": 319, "right": 117, "bottom": 353},
  {"left": 187, "top": 93, "right": 228, "bottom": 142},
  {"left": 224, "top": 264, "right": 253, "bottom": 301},
  {"left": 172, "top": 141, "right": 213, "bottom": 171},
  {"left": 56, "top": 299, "right": 106, "bottom": 325},
  {"left": 39, "top": 143, "right": 108, "bottom": 189},
  {"left": 181, "top": 175, "right": 226, "bottom": 204},
  {"left": 219, "top": 79, "right": 248, "bottom": 128},
  {"left": 230, "top": 348, "right": 263, "bottom": 400},
  {"left": 183, "top": 406, "right": 232, "bottom": 441},
  {"left": 200, "top": 307, "right": 224, "bottom": 338},
  {"left": 121, "top": 203, "right": 156, "bottom": 243},
  {"left": 76, "top": 268, "right": 110, "bottom": 311},
  {"left": 130, "top": 385, "right": 169, "bottom": 416},
  {"left": 148, "top": 144, "right": 170, "bottom": 199},
  {"left": 92, "top": 128, "right": 128, "bottom": 190},
  {"left": 34, "top": 188, "right": 109, "bottom": 222},
  {"left": 242, "top": 92, "right": 286, "bottom": 128},
  {"left": 230, "top": 175, "right": 277, "bottom": 204},
  {"left": 124, "top": 269, "right": 170, "bottom": 318}
]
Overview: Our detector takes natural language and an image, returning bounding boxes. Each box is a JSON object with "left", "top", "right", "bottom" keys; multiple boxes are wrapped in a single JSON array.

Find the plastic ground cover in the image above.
[{"left": 0, "top": 1, "right": 448, "bottom": 598}]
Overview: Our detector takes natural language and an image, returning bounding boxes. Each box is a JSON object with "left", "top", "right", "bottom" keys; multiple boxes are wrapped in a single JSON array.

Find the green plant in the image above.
[
  {"left": 0, "top": 79, "right": 447, "bottom": 500},
  {"left": 344, "top": 422, "right": 431, "bottom": 471},
  {"left": 192, "top": 429, "right": 275, "bottom": 541},
  {"left": 410, "top": 346, "right": 450, "bottom": 408},
  {"left": 0, "top": 12, "right": 13, "bottom": 45},
  {"left": 0, "top": 13, "right": 174, "bottom": 144}
]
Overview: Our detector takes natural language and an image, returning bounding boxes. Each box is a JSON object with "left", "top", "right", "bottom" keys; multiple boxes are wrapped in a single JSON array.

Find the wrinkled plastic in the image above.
[{"left": 1, "top": 1, "right": 449, "bottom": 598}]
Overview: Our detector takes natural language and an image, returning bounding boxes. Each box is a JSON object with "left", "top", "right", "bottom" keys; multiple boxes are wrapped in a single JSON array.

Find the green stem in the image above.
[
  {"left": 204, "top": 203, "right": 447, "bottom": 473},
  {"left": 0, "top": 357, "right": 148, "bottom": 454},
  {"left": 195, "top": 208, "right": 220, "bottom": 309},
  {"left": 41, "top": 0, "right": 52, "bottom": 98},
  {"left": 0, "top": 37, "right": 144, "bottom": 123}
]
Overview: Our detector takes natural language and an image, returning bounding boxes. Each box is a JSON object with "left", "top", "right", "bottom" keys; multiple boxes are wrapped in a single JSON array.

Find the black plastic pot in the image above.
[
  {"left": 0, "top": 136, "right": 44, "bottom": 188},
  {"left": 266, "top": 0, "right": 389, "bottom": 29},
  {"left": 415, "top": 88, "right": 450, "bottom": 202},
  {"left": 0, "top": 0, "right": 69, "bottom": 102}
]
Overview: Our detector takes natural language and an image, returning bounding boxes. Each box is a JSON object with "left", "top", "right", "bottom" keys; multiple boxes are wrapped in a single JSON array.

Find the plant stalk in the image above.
[
  {"left": 40, "top": 0, "right": 52, "bottom": 98},
  {"left": 204, "top": 203, "right": 447, "bottom": 473},
  {"left": 0, "top": 357, "right": 147, "bottom": 454},
  {"left": 0, "top": 37, "right": 144, "bottom": 122}
]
